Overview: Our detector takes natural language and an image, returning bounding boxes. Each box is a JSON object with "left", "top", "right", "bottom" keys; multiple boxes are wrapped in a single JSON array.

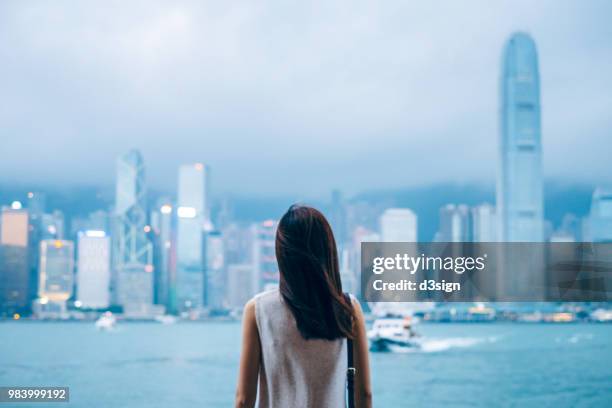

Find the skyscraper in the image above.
[
  {"left": 339, "top": 248, "right": 357, "bottom": 294},
  {"left": 378, "top": 208, "right": 419, "bottom": 302},
  {"left": 227, "top": 264, "right": 254, "bottom": 310},
  {"left": 379, "top": 208, "right": 417, "bottom": 242},
  {"left": 77, "top": 230, "right": 111, "bottom": 309},
  {"left": 329, "top": 189, "right": 347, "bottom": 245},
  {"left": 253, "top": 220, "right": 278, "bottom": 292},
  {"left": 176, "top": 163, "right": 208, "bottom": 310},
  {"left": 41, "top": 211, "right": 65, "bottom": 240},
  {"left": 38, "top": 239, "right": 74, "bottom": 302},
  {"left": 497, "top": 33, "right": 545, "bottom": 300},
  {"left": 497, "top": 32, "right": 544, "bottom": 242},
  {"left": 0, "top": 207, "right": 30, "bottom": 315},
  {"left": 150, "top": 200, "right": 174, "bottom": 310},
  {"left": 204, "top": 230, "right": 225, "bottom": 309},
  {"left": 589, "top": 188, "right": 612, "bottom": 242},
  {"left": 436, "top": 204, "right": 471, "bottom": 242},
  {"left": 113, "top": 150, "right": 154, "bottom": 312},
  {"left": 26, "top": 192, "right": 46, "bottom": 218},
  {"left": 471, "top": 203, "right": 497, "bottom": 242}
]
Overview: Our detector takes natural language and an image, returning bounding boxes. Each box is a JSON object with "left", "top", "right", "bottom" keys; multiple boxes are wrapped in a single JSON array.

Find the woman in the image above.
[{"left": 235, "top": 205, "right": 372, "bottom": 408}]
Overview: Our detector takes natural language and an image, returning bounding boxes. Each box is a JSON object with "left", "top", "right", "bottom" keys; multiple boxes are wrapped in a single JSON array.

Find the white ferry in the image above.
[
  {"left": 367, "top": 316, "right": 422, "bottom": 352},
  {"left": 95, "top": 312, "right": 117, "bottom": 330},
  {"left": 154, "top": 315, "right": 178, "bottom": 325}
]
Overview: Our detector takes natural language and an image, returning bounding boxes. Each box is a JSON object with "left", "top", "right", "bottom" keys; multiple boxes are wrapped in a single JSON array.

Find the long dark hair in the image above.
[{"left": 275, "top": 204, "right": 355, "bottom": 340}]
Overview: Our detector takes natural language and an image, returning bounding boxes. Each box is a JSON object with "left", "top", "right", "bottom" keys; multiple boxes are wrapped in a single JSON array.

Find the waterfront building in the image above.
[
  {"left": 112, "top": 150, "right": 154, "bottom": 312},
  {"left": 227, "top": 263, "right": 254, "bottom": 309},
  {"left": 472, "top": 203, "right": 497, "bottom": 242},
  {"left": 497, "top": 32, "right": 544, "bottom": 242},
  {"left": 77, "top": 230, "right": 111, "bottom": 309},
  {"left": 176, "top": 163, "right": 208, "bottom": 310},
  {"left": 205, "top": 230, "right": 225, "bottom": 309},
  {"left": 379, "top": 208, "right": 417, "bottom": 242},
  {"left": 0, "top": 207, "right": 30, "bottom": 315},
  {"left": 436, "top": 204, "right": 471, "bottom": 242},
  {"left": 253, "top": 220, "right": 278, "bottom": 291},
  {"left": 497, "top": 33, "right": 545, "bottom": 300},
  {"left": 34, "top": 239, "right": 74, "bottom": 316},
  {"left": 150, "top": 200, "right": 175, "bottom": 310},
  {"left": 589, "top": 188, "right": 612, "bottom": 242}
]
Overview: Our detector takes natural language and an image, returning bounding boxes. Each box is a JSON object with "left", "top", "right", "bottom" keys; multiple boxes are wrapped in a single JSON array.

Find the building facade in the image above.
[
  {"left": 589, "top": 188, "right": 612, "bottom": 242},
  {"left": 379, "top": 208, "right": 418, "bottom": 242},
  {"left": 176, "top": 163, "right": 208, "bottom": 310},
  {"left": 205, "top": 230, "right": 225, "bottom": 309},
  {"left": 497, "top": 32, "right": 544, "bottom": 242},
  {"left": 77, "top": 231, "right": 111, "bottom": 309},
  {"left": 0, "top": 208, "right": 31, "bottom": 315},
  {"left": 113, "top": 150, "right": 154, "bottom": 312},
  {"left": 38, "top": 239, "right": 74, "bottom": 302}
]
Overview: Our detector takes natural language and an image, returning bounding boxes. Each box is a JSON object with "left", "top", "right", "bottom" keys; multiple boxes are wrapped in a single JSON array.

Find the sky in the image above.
[{"left": 0, "top": 0, "right": 611, "bottom": 196}]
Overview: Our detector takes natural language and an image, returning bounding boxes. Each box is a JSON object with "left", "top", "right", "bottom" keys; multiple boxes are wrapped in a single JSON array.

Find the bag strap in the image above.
[{"left": 344, "top": 293, "right": 355, "bottom": 408}]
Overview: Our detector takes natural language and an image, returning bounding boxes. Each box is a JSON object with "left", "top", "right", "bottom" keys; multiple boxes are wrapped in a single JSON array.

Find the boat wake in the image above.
[
  {"left": 556, "top": 333, "right": 593, "bottom": 344},
  {"left": 391, "top": 336, "right": 498, "bottom": 354},
  {"left": 368, "top": 317, "right": 500, "bottom": 354}
]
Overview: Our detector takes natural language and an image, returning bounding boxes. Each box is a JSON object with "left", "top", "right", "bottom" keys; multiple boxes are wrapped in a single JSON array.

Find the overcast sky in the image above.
[{"left": 1, "top": 1, "right": 611, "bottom": 196}]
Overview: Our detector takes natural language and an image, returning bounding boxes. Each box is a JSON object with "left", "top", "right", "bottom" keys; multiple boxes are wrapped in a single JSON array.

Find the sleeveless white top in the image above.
[{"left": 254, "top": 289, "right": 347, "bottom": 408}]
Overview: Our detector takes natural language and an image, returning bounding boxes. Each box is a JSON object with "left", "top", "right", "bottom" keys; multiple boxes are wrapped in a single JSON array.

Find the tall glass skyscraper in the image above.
[
  {"left": 497, "top": 32, "right": 544, "bottom": 242},
  {"left": 176, "top": 163, "right": 208, "bottom": 310},
  {"left": 497, "top": 33, "right": 545, "bottom": 300},
  {"left": 113, "top": 150, "right": 154, "bottom": 312}
]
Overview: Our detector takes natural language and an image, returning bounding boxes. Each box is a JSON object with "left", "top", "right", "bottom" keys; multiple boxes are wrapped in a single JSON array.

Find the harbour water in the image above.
[{"left": 1, "top": 322, "right": 610, "bottom": 407}]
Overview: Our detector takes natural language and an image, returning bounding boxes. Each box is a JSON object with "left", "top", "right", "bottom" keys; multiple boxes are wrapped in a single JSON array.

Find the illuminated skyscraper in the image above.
[
  {"left": 176, "top": 163, "right": 208, "bottom": 310},
  {"left": 77, "top": 231, "right": 111, "bottom": 309},
  {"left": 41, "top": 211, "right": 65, "bottom": 240},
  {"left": 204, "top": 230, "right": 225, "bottom": 309},
  {"left": 0, "top": 207, "right": 30, "bottom": 314},
  {"left": 38, "top": 239, "right": 74, "bottom": 302},
  {"left": 113, "top": 150, "right": 154, "bottom": 311},
  {"left": 150, "top": 200, "right": 174, "bottom": 310},
  {"left": 497, "top": 32, "right": 544, "bottom": 242}
]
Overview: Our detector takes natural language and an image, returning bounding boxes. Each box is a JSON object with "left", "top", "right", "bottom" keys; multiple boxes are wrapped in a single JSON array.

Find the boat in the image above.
[
  {"left": 95, "top": 312, "right": 117, "bottom": 330},
  {"left": 591, "top": 308, "right": 612, "bottom": 322},
  {"left": 367, "top": 316, "right": 422, "bottom": 352},
  {"left": 154, "top": 315, "right": 177, "bottom": 325}
]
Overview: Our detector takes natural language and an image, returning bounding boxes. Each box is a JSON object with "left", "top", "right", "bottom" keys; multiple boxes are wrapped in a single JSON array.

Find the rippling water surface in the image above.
[{"left": 1, "top": 322, "right": 610, "bottom": 407}]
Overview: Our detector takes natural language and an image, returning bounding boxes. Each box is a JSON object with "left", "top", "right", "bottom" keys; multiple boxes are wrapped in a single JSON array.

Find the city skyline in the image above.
[
  {"left": 1, "top": 16, "right": 611, "bottom": 316},
  {"left": 1, "top": 1, "right": 611, "bottom": 194},
  {"left": 1, "top": 4, "right": 610, "bottom": 407}
]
